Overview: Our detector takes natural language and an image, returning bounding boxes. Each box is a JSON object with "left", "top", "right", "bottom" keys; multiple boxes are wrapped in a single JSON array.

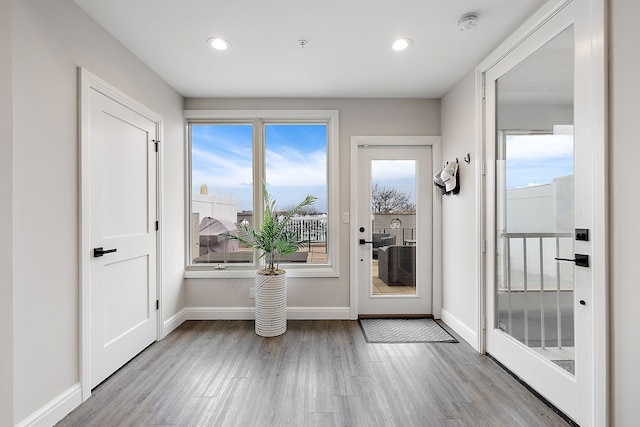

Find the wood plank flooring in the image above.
[{"left": 57, "top": 320, "right": 570, "bottom": 427}]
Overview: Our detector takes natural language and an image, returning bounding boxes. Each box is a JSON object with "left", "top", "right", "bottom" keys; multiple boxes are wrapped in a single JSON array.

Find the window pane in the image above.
[
  {"left": 265, "top": 123, "right": 328, "bottom": 265},
  {"left": 190, "top": 124, "right": 253, "bottom": 264}
]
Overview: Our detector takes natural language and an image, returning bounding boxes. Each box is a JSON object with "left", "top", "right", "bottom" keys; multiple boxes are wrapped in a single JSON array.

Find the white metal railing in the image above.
[
  {"left": 285, "top": 217, "right": 328, "bottom": 243},
  {"left": 499, "top": 232, "right": 574, "bottom": 349}
]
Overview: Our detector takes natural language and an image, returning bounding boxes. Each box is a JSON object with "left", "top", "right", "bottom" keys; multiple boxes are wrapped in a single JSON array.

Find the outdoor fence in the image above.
[
  {"left": 498, "top": 231, "right": 575, "bottom": 349},
  {"left": 286, "top": 216, "right": 328, "bottom": 243}
]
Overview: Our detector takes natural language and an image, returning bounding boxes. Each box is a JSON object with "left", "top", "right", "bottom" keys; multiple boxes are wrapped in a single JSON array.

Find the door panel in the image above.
[
  {"left": 89, "top": 89, "right": 157, "bottom": 388},
  {"left": 485, "top": 4, "right": 592, "bottom": 423},
  {"left": 356, "top": 145, "right": 432, "bottom": 316},
  {"left": 102, "top": 255, "right": 150, "bottom": 345},
  {"left": 102, "top": 113, "right": 150, "bottom": 237}
]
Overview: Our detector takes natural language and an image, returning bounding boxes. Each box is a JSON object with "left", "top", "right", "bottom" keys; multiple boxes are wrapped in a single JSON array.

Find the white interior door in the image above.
[
  {"left": 484, "top": 3, "right": 594, "bottom": 424},
  {"left": 88, "top": 85, "right": 158, "bottom": 388},
  {"left": 354, "top": 142, "right": 432, "bottom": 316}
]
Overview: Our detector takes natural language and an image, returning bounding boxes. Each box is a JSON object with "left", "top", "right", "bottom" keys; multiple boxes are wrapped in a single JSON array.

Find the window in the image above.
[{"left": 185, "top": 110, "right": 339, "bottom": 278}]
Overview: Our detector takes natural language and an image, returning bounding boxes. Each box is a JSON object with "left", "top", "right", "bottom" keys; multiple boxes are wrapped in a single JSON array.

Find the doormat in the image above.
[{"left": 358, "top": 318, "right": 458, "bottom": 343}]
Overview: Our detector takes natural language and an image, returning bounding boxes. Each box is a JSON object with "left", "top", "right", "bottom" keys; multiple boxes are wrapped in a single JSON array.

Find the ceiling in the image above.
[{"left": 74, "top": 0, "right": 546, "bottom": 99}]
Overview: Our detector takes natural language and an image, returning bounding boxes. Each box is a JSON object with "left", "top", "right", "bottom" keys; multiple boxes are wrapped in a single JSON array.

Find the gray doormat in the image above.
[{"left": 358, "top": 318, "right": 458, "bottom": 343}]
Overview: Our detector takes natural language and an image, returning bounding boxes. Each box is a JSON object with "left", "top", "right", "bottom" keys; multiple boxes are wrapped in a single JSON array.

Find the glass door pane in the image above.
[
  {"left": 371, "top": 160, "right": 417, "bottom": 296},
  {"left": 495, "top": 25, "right": 575, "bottom": 374},
  {"left": 356, "top": 143, "right": 432, "bottom": 317}
]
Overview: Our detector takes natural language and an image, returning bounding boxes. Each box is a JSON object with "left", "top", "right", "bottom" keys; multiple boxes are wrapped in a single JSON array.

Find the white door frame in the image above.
[
  {"left": 78, "top": 68, "right": 163, "bottom": 401},
  {"left": 476, "top": 0, "right": 608, "bottom": 424},
  {"left": 349, "top": 136, "right": 442, "bottom": 319}
]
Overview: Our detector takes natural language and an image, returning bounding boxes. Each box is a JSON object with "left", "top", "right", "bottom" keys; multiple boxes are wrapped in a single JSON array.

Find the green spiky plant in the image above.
[{"left": 221, "top": 184, "right": 317, "bottom": 275}]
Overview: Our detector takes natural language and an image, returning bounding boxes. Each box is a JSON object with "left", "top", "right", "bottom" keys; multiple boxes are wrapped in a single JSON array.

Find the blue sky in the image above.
[
  {"left": 191, "top": 124, "right": 327, "bottom": 212},
  {"left": 504, "top": 134, "right": 574, "bottom": 189},
  {"left": 371, "top": 160, "right": 416, "bottom": 205},
  {"left": 192, "top": 128, "right": 572, "bottom": 213}
]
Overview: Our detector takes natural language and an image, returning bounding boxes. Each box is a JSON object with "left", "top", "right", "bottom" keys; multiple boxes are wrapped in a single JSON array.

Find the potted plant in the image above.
[{"left": 222, "top": 185, "right": 317, "bottom": 337}]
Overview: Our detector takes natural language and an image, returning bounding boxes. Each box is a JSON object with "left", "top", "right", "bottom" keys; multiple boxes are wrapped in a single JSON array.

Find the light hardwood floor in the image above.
[{"left": 57, "top": 320, "right": 570, "bottom": 426}]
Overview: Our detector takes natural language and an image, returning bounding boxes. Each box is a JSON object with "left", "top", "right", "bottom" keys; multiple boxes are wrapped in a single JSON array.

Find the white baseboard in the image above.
[
  {"left": 183, "top": 306, "right": 351, "bottom": 321},
  {"left": 163, "top": 308, "right": 187, "bottom": 337},
  {"left": 440, "top": 308, "right": 479, "bottom": 351},
  {"left": 15, "top": 383, "right": 82, "bottom": 427},
  {"left": 287, "top": 306, "right": 351, "bottom": 319},
  {"left": 186, "top": 307, "right": 254, "bottom": 320}
]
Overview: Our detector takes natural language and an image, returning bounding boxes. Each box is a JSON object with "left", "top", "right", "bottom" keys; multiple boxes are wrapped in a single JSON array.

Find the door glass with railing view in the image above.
[{"left": 496, "top": 130, "right": 575, "bottom": 374}]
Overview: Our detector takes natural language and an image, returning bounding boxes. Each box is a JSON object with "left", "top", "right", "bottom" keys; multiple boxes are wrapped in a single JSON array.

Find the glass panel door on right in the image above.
[
  {"left": 496, "top": 129, "right": 575, "bottom": 373},
  {"left": 495, "top": 25, "right": 576, "bottom": 372},
  {"left": 486, "top": 5, "right": 596, "bottom": 423}
]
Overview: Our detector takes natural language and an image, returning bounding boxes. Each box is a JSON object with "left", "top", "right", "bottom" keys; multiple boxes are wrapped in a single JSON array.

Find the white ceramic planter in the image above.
[{"left": 254, "top": 272, "right": 287, "bottom": 337}]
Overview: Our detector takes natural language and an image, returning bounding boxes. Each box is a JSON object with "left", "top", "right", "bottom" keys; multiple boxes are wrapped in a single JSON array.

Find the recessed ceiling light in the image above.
[
  {"left": 207, "top": 37, "right": 230, "bottom": 51},
  {"left": 392, "top": 38, "right": 412, "bottom": 51}
]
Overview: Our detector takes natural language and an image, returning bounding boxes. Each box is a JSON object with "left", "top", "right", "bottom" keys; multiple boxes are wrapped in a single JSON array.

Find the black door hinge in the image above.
[
  {"left": 156, "top": 300, "right": 159, "bottom": 310},
  {"left": 153, "top": 140, "right": 159, "bottom": 152},
  {"left": 155, "top": 221, "right": 159, "bottom": 231}
]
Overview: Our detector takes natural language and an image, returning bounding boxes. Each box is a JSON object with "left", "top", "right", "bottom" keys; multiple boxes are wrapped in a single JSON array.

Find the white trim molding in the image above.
[
  {"left": 183, "top": 109, "right": 340, "bottom": 279},
  {"left": 440, "top": 308, "right": 477, "bottom": 347},
  {"left": 78, "top": 67, "right": 164, "bottom": 402},
  {"left": 163, "top": 308, "right": 188, "bottom": 337},
  {"left": 184, "top": 306, "right": 351, "bottom": 320},
  {"left": 349, "top": 136, "right": 442, "bottom": 319},
  {"left": 15, "top": 384, "right": 82, "bottom": 427}
]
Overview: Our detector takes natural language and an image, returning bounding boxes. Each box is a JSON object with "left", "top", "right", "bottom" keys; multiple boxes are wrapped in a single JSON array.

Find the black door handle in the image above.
[
  {"left": 94, "top": 247, "right": 117, "bottom": 257},
  {"left": 554, "top": 253, "right": 589, "bottom": 267},
  {"left": 359, "top": 239, "right": 373, "bottom": 245}
]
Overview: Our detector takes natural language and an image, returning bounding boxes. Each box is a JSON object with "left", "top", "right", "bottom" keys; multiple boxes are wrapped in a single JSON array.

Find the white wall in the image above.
[
  {"left": 439, "top": 69, "right": 480, "bottom": 346},
  {"left": 183, "top": 98, "right": 440, "bottom": 312},
  {"left": 610, "top": 0, "right": 640, "bottom": 424},
  {"left": 11, "top": 0, "right": 185, "bottom": 424},
  {"left": 1, "top": 0, "right": 14, "bottom": 425}
]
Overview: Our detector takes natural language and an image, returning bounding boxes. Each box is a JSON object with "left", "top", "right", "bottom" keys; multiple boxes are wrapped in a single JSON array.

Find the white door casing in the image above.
[
  {"left": 350, "top": 136, "right": 442, "bottom": 319},
  {"left": 79, "top": 68, "right": 162, "bottom": 397}
]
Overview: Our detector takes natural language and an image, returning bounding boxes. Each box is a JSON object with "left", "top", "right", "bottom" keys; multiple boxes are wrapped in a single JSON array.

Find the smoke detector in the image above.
[{"left": 457, "top": 14, "right": 478, "bottom": 31}]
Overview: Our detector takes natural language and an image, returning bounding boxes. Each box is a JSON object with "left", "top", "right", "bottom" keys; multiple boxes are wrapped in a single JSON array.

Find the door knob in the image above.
[
  {"left": 554, "top": 253, "right": 589, "bottom": 267},
  {"left": 93, "top": 247, "right": 117, "bottom": 257},
  {"left": 359, "top": 239, "right": 373, "bottom": 245}
]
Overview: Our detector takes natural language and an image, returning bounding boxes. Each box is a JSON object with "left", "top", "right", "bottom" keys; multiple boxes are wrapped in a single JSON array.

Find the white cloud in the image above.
[
  {"left": 265, "top": 148, "right": 326, "bottom": 187},
  {"left": 191, "top": 146, "right": 252, "bottom": 190}
]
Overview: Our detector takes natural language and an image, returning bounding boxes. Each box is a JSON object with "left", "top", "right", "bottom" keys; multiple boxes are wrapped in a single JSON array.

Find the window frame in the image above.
[{"left": 184, "top": 109, "right": 340, "bottom": 279}]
